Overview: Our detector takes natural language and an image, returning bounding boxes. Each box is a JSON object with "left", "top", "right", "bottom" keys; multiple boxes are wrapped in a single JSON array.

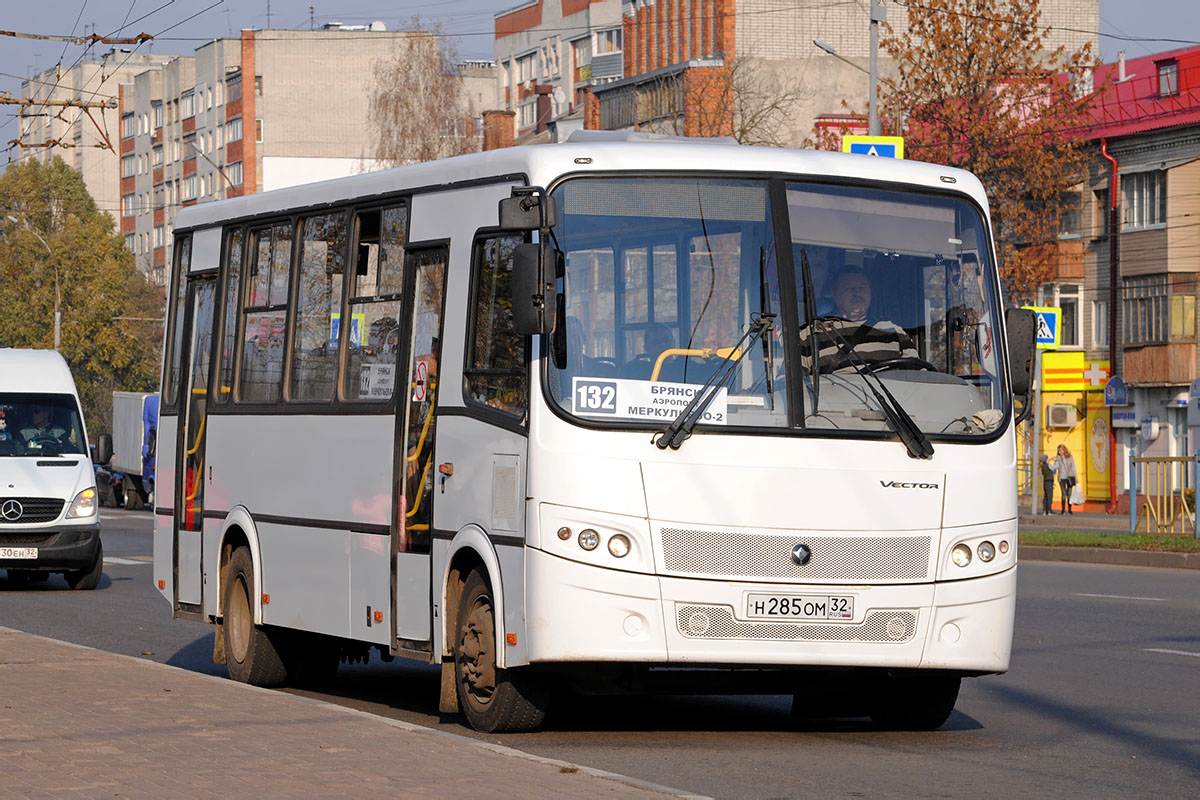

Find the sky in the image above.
[{"left": 1, "top": 0, "right": 1197, "bottom": 145}]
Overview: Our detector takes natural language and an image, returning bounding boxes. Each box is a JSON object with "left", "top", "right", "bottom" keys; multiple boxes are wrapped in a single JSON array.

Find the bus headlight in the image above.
[
  {"left": 66, "top": 487, "right": 97, "bottom": 519},
  {"left": 977, "top": 541, "right": 996, "bottom": 562},
  {"left": 607, "top": 534, "right": 631, "bottom": 558},
  {"left": 951, "top": 543, "right": 972, "bottom": 567},
  {"left": 578, "top": 529, "right": 600, "bottom": 551}
]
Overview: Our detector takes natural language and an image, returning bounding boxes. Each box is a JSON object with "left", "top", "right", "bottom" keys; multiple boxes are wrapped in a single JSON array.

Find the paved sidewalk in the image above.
[
  {"left": 1018, "top": 509, "right": 1200, "bottom": 570},
  {"left": 0, "top": 628, "right": 694, "bottom": 799}
]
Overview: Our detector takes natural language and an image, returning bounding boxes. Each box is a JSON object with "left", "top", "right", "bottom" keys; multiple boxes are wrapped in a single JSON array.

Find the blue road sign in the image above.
[{"left": 1104, "top": 376, "right": 1128, "bottom": 407}]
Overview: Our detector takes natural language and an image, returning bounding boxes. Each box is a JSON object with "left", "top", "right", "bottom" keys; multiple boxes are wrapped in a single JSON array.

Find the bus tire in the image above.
[
  {"left": 454, "top": 568, "right": 547, "bottom": 733},
  {"left": 869, "top": 673, "right": 960, "bottom": 731},
  {"left": 66, "top": 540, "right": 103, "bottom": 590},
  {"left": 222, "top": 546, "right": 287, "bottom": 687}
]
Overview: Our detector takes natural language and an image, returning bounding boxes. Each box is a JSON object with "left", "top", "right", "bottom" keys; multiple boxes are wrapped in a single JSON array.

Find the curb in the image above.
[{"left": 1020, "top": 545, "right": 1200, "bottom": 570}]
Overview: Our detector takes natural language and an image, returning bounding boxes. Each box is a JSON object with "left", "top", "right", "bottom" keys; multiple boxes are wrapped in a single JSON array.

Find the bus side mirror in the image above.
[
  {"left": 511, "top": 242, "right": 559, "bottom": 336},
  {"left": 1005, "top": 307, "right": 1036, "bottom": 397},
  {"left": 499, "top": 186, "right": 557, "bottom": 231},
  {"left": 95, "top": 433, "right": 113, "bottom": 466}
]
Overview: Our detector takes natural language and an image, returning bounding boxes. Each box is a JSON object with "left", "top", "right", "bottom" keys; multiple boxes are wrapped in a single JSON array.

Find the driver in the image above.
[
  {"left": 20, "top": 403, "right": 69, "bottom": 449},
  {"left": 804, "top": 265, "right": 919, "bottom": 373}
]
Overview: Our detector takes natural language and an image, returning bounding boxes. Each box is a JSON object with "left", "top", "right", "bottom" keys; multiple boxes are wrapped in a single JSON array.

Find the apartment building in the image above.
[
  {"left": 1036, "top": 46, "right": 1200, "bottom": 506},
  {"left": 590, "top": 0, "right": 1099, "bottom": 143},
  {"left": 16, "top": 51, "right": 177, "bottom": 223},
  {"left": 117, "top": 24, "right": 497, "bottom": 287},
  {"left": 494, "top": 0, "right": 626, "bottom": 138}
]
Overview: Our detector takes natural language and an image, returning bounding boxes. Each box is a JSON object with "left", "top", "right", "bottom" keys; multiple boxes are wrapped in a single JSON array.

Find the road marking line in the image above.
[
  {"left": 1144, "top": 648, "right": 1200, "bottom": 659},
  {"left": 1075, "top": 593, "right": 1166, "bottom": 602},
  {"left": 103, "top": 557, "right": 150, "bottom": 566}
]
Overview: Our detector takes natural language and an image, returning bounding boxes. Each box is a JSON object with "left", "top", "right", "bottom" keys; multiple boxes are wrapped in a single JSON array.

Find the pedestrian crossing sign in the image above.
[
  {"left": 1023, "top": 306, "right": 1061, "bottom": 350},
  {"left": 842, "top": 135, "right": 905, "bottom": 159}
]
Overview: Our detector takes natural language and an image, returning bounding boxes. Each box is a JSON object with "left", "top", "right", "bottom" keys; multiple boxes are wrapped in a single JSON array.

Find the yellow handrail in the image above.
[{"left": 650, "top": 346, "right": 741, "bottom": 381}]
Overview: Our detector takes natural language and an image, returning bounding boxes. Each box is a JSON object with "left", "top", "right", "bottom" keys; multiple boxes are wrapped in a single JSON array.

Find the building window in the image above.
[
  {"left": 227, "top": 72, "right": 242, "bottom": 102},
  {"left": 226, "top": 117, "right": 242, "bottom": 142},
  {"left": 122, "top": 114, "right": 135, "bottom": 139},
  {"left": 1058, "top": 193, "right": 1081, "bottom": 239},
  {"left": 1123, "top": 274, "right": 1167, "bottom": 344},
  {"left": 154, "top": 187, "right": 164, "bottom": 208},
  {"left": 519, "top": 102, "right": 535, "bottom": 129},
  {"left": 1157, "top": 59, "right": 1179, "bottom": 97},
  {"left": 597, "top": 27, "right": 622, "bottom": 54},
  {"left": 255, "top": 119, "right": 263, "bottom": 143},
  {"left": 181, "top": 91, "right": 195, "bottom": 119},
  {"left": 183, "top": 175, "right": 197, "bottom": 200},
  {"left": 1092, "top": 188, "right": 1110, "bottom": 237},
  {"left": 125, "top": 233, "right": 135, "bottom": 252},
  {"left": 207, "top": 87, "right": 213, "bottom": 109},
  {"left": 517, "top": 52, "right": 535, "bottom": 84},
  {"left": 153, "top": 103, "right": 163, "bottom": 128},
  {"left": 154, "top": 225, "right": 165, "bottom": 249},
  {"left": 227, "top": 161, "right": 243, "bottom": 186},
  {"left": 122, "top": 154, "right": 136, "bottom": 177},
  {"left": 122, "top": 193, "right": 136, "bottom": 216},
  {"left": 1092, "top": 300, "right": 1108, "bottom": 348},
  {"left": 1121, "top": 171, "right": 1166, "bottom": 231},
  {"left": 1171, "top": 276, "right": 1196, "bottom": 339},
  {"left": 254, "top": 75, "right": 263, "bottom": 96},
  {"left": 500, "top": 60, "right": 511, "bottom": 89}
]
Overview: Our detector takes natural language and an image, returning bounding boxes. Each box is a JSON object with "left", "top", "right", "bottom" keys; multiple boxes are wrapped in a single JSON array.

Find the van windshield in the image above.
[
  {"left": 545, "top": 176, "right": 1007, "bottom": 440},
  {"left": 0, "top": 393, "right": 87, "bottom": 456}
]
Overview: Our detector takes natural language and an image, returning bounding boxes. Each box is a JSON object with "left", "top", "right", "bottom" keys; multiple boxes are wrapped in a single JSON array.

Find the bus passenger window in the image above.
[
  {"left": 466, "top": 235, "right": 527, "bottom": 418},
  {"left": 163, "top": 235, "right": 192, "bottom": 408},
  {"left": 290, "top": 212, "right": 348, "bottom": 402},
  {"left": 238, "top": 223, "right": 292, "bottom": 403},
  {"left": 344, "top": 205, "right": 407, "bottom": 401},
  {"left": 216, "top": 227, "right": 243, "bottom": 404}
]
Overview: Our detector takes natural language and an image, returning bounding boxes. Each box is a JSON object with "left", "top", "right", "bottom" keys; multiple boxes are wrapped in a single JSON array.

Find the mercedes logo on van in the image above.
[
  {"left": 790, "top": 542, "right": 812, "bottom": 566},
  {"left": 1, "top": 499, "right": 23, "bottom": 521}
]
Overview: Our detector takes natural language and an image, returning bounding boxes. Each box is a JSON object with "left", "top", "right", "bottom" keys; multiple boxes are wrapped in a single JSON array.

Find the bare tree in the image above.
[
  {"left": 369, "top": 19, "right": 481, "bottom": 166},
  {"left": 641, "top": 56, "right": 812, "bottom": 146}
]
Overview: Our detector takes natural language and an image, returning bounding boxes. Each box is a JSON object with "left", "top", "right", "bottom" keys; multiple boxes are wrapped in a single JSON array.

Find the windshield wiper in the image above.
[
  {"left": 759, "top": 247, "right": 775, "bottom": 412},
  {"left": 798, "top": 248, "right": 820, "bottom": 416},
  {"left": 652, "top": 313, "right": 776, "bottom": 450},
  {"left": 810, "top": 319, "right": 934, "bottom": 460}
]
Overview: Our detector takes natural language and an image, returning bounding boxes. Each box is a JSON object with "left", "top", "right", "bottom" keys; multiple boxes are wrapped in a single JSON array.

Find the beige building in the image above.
[
  {"left": 116, "top": 24, "right": 497, "bottom": 287},
  {"left": 16, "top": 51, "right": 177, "bottom": 224}
]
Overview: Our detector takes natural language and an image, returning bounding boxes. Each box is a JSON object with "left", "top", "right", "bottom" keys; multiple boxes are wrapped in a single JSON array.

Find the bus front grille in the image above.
[
  {"left": 676, "top": 605, "right": 918, "bottom": 642},
  {"left": 660, "top": 528, "right": 931, "bottom": 582}
]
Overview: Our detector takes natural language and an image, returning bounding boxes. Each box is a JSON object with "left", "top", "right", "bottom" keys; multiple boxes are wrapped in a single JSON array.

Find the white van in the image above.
[{"left": 0, "top": 349, "right": 103, "bottom": 589}]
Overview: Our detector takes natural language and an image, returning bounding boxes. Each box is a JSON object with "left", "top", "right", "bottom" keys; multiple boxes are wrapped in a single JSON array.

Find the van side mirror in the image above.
[
  {"left": 1005, "top": 307, "right": 1036, "bottom": 397},
  {"left": 95, "top": 433, "right": 113, "bottom": 466},
  {"left": 511, "top": 242, "right": 559, "bottom": 336},
  {"left": 499, "top": 186, "right": 557, "bottom": 230}
]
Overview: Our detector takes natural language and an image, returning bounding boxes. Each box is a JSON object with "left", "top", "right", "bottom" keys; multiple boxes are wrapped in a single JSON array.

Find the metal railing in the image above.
[{"left": 1129, "top": 455, "right": 1196, "bottom": 536}]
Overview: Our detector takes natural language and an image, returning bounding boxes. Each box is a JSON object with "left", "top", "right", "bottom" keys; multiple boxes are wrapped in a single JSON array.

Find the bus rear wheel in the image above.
[
  {"left": 222, "top": 546, "right": 287, "bottom": 687},
  {"left": 454, "top": 568, "right": 547, "bottom": 733},
  {"left": 869, "top": 672, "right": 961, "bottom": 731}
]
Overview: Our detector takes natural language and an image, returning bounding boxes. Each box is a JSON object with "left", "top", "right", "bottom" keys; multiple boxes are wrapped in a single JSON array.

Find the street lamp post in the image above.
[
  {"left": 868, "top": 0, "right": 886, "bottom": 137},
  {"left": 6, "top": 214, "right": 60, "bottom": 350},
  {"left": 813, "top": 36, "right": 898, "bottom": 136}
]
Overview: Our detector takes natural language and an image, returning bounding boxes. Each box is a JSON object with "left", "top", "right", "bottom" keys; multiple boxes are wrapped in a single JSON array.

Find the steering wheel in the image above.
[
  {"left": 866, "top": 356, "right": 938, "bottom": 373},
  {"left": 28, "top": 432, "right": 62, "bottom": 449}
]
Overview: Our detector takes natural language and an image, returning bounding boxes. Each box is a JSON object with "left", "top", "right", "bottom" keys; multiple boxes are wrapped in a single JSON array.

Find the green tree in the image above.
[{"left": 0, "top": 157, "right": 163, "bottom": 433}]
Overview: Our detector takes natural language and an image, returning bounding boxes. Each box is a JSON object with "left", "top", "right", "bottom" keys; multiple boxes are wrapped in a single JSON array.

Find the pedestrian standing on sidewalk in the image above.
[
  {"left": 1055, "top": 444, "right": 1077, "bottom": 515},
  {"left": 1039, "top": 454, "right": 1056, "bottom": 515}
]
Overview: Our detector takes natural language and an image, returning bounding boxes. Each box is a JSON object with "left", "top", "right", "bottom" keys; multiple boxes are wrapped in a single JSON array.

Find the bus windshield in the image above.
[
  {"left": 546, "top": 176, "right": 1006, "bottom": 440},
  {"left": 0, "top": 392, "right": 88, "bottom": 456}
]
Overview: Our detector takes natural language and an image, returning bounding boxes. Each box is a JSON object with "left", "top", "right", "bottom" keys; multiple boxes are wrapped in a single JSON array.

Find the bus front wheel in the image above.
[
  {"left": 869, "top": 672, "right": 961, "bottom": 731},
  {"left": 454, "top": 568, "right": 547, "bottom": 733},
  {"left": 222, "top": 546, "right": 287, "bottom": 687}
]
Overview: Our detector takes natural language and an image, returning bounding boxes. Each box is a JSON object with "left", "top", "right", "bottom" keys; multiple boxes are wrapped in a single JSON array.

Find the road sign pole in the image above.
[{"left": 1031, "top": 348, "right": 1042, "bottom": 516}]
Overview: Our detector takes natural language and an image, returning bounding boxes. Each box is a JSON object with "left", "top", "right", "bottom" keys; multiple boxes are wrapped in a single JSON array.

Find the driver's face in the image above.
[
  {"left": 833, "top": 274, "right": 871, "bottom": 322},
  {"left": 33, "top": 406, "right": 51, "bottom": 428}
]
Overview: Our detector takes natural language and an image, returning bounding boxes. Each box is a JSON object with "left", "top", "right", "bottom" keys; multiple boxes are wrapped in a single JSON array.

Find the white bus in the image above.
[{"left": 154, "top": 133, "right": 1035, "bottom": 732}]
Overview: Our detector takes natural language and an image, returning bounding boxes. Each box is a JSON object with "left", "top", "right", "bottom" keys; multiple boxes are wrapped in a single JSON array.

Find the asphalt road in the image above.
[{"left": 4, "top": 512, "right": 1199, "bottom": 798}]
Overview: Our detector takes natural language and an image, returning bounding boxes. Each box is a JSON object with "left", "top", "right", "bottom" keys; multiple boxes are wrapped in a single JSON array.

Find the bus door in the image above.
[
  {"left": 394, "top": 246, "right": 448, "bottom": 645},
  {"left": 174, "top": 274, "right": 217, "bottom": 610}
]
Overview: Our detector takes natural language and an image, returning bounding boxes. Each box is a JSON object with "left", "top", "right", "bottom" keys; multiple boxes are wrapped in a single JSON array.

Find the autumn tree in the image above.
[
  {"left": 369, "top": 20, "right": 481, "bottom": 166},
  {"left": 0, "top": 157, "right": 163, "bottom": 432},
  {"left": 817, "top": 0, "right": 1098, "bottom": 298}
]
